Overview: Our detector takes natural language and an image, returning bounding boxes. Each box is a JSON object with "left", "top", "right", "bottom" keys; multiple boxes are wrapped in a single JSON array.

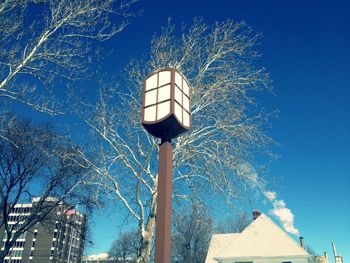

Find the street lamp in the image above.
[{"left": 141, "top": 68, "right": 191, "bottom": 263}]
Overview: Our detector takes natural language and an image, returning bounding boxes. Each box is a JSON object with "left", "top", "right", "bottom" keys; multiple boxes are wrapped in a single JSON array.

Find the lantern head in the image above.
[{"left": 141, "top": 68, "right": 191, "bottom": 141}]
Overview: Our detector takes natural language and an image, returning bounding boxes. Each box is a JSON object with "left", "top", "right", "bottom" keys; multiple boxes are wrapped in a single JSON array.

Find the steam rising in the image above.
[{"left": 265, "top": 191, "right": 300, "bottom": 236}]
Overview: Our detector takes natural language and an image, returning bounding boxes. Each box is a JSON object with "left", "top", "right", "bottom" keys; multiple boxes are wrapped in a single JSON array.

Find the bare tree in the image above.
[
  {"left": 0, "top": 0, "right": 137, "bottom": 115},
  {"left": 72, "top": 18, "right": 275, "bottom": 262},
  {"left": 0, "top": 115, "right": 93, "bottom": 261},
  {"left": 109, "top": 229, "right": 139, "bottom": 262},
  {"left": 216, "top": 212, "right": 250, "bottom": 233},
  {"left": 305, "top": 246, "right": 322, "bottom": 263},
  {"left": 171, "top": 200, "right": 213, "bottom": 263}
]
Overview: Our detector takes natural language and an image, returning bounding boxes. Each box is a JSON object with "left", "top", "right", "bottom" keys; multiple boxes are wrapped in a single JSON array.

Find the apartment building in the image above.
[{"left": 0, "top": 198, "right": 86, "bottom": 263}]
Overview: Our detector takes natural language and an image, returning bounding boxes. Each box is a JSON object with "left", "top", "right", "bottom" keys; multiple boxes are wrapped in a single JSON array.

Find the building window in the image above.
[
  {"left": 8, "top": 249, "right": 23, "bottom": 257},
  {"left": 12, "top": 241, "right": 25, "bottom": 248}
]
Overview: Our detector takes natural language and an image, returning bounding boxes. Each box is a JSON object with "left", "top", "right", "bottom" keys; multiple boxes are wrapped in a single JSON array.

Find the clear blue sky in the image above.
[
  {"left": 10, "top": 0, "right": 348, "bottom": 261},
  {"left": 86, "top": 0, "right": 350, "bottom": 261}
]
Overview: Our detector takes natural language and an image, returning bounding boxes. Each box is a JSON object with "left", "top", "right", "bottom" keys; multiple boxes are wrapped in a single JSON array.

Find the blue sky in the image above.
[
  {"left": 86, "top": 0, "right": 350, "bottom": 261},
  {"left": 6, "top": 0, "right": 349, "bottom": 261}
]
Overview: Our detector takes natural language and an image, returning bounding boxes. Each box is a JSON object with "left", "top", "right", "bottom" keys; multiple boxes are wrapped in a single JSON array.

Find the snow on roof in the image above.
[
  {"left": 205, "top": 233, "right": 240, "bottom": 263},
  {"left": 206, "top": 214, "right": 310, "bottom": 262},
  {"left": 83, "top": 253, "right": 109, "bottom": 260}
]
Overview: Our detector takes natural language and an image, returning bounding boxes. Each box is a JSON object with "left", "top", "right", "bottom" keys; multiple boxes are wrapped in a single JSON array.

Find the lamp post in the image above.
[{"left": 141, "top": 68, "right": 191, "bottom": 263}]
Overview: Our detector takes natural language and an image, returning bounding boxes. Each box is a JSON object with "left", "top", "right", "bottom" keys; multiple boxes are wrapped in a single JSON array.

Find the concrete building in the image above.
[
  {"left": 0, "top": 198, "right": 86, "bottom": 263},
  {"left": 205, "top": 212, "right": 311, "bottom": 263}
]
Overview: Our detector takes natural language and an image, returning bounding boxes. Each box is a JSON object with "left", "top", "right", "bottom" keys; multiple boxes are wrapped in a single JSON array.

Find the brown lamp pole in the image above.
[
  {"left": 155, "top": 140, "right": 173, "bottom": 262},
  {"left": 141, "top": 68, "right": 191, "bottom": 263}
]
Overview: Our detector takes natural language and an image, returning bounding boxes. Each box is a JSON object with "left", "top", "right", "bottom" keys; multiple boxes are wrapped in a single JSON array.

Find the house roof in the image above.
[
  {"left": 205, "top": 233, "right": 240, "bottom": 263},
  {"left": 206, "top": 214, "right": 310, "bottom": 262}
]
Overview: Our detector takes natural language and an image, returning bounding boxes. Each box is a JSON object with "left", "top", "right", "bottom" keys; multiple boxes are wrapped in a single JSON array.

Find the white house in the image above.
[{"left": 205, "top": 213, "right": 311, "bottom": 263}]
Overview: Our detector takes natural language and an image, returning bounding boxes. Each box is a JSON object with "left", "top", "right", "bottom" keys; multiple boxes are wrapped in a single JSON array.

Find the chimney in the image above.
[
  {"left": 252, "top": 210, "right": 261, "bottom": 220},
  {"left": 299, "top": 236, "right": 305, "bottom": 248},
  {"left": 324, "top": 252, "right": 328, "bottom": 259}
]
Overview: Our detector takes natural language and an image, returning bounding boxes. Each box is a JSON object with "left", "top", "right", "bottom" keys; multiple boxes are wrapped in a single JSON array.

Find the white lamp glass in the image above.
[
  {"left": 183, "top": 111, "right": 190, "bottom": 127},
  {"left": 183, "top": 96, "right": 190, "bottom": 112},
  {"left": 144, "top": 105, "right": 156, "bottom": 121},
  {"left": 146, "top": 74, "right": 157, "bottom": 91},
  {"left": 183, "top": 81, "right": 189, "bottom": 96},
  {"left": 145, "top": 89, "right": 157, "bottom": 106},
  {"left": 157, "top": 101, "right": 170, "bottom": 120},
  {"left": 175, "top": 72, "right": 182, "bottom": 88},
  {"left": 158, "top": 84, "right": 171, "bottom": 102},
  {"left": 174, "top": 102, "right": 182, "bottom": 123},
  {"left": 174, "top": 86, "right": 182, "bottom": 105},
  {"left": 158, "top": 71, "right": 171, "bottom": 87}
]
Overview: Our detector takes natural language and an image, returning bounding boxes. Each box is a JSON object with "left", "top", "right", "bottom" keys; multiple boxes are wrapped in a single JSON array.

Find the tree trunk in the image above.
[
  {"left": 136, "top": 197, "right": 157, "bottom": 263},
  {"left": 0, "top": 241, "right": 12, "bottom": 262},
  {"left": 137, "top": 216, "right": 156, "bottom": 263}
]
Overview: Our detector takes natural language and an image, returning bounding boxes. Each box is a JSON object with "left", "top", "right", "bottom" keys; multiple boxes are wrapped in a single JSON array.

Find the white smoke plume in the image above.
[{"left": 264, "top": 191, "right": 300, "bottom": 236}]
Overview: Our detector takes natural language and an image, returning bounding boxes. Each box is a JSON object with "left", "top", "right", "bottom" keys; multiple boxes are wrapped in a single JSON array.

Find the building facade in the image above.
[{"left": 0, "top": 198, "right": 86, "bottom": 263}]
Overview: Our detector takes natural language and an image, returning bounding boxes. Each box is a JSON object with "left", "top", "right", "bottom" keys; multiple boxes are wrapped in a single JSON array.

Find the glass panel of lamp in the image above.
[
  {"left": 157, "top": 101, "right": 170, "bottom": 120},
  {"left": 183, "top": 95, "right": 190, "bottom": 112},
  {"left": 146, "top": 74, "right": 157, "bottom": 91},
  {"left": 145, "top": 89, "right": 157, "bottom": 106},
  {"left": 158, "top": 71, "right": 171, "bottom": 86},
  {"left": 175, "top": 85, "right": 182, "bottom": 105},
  {"left": 158, "top": 84, "right": 171, "bottom": 102},
  {"left": 144, "top": 105, "right": 156, "bottom": 121},
  {"left": 175, "top": 72, "right": 182, "bottom": 88},
  {"left": 174, "top": 102, "right": 182, "bottom": 123},
  {"left": 183, "top": 81, "right": 189, "bottom": 96},
  {"left": 183, "top": 111, "right": 190, "bottom": 127}
]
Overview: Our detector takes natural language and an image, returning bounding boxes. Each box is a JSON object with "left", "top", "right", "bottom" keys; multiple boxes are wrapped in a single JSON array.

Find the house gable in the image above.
[
  {"left": 215, "top": 214, "right": 310, "bottom": 260},
  {"left": 205, "top": 214, "right": 310, "bottom": 262},
  {"left": 205, "top": 233, "right": 240, "bottom": 263}
]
